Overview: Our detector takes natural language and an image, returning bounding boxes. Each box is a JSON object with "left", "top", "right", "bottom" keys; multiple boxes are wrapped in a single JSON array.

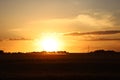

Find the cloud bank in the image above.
[
  {"left": 63, "top": 30, "right": 120, "bottom": 41},
  {"left": 1, "top": 11, "right": 120, "bottom": 40},
  {"left": 64, "top": 30, "right": 120, "bottom": 36},
  {"left": 29, "top": 11, "right": 115, "bottom": 31}
]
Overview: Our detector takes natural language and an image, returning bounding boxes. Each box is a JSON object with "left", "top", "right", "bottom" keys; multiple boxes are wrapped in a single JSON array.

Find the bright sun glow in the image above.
[
  {"left": 41, "top": 37, "right": 59, "bottom": 51},
  {"left": 35, "top": 34, "right": 64, "bottom": 52}
]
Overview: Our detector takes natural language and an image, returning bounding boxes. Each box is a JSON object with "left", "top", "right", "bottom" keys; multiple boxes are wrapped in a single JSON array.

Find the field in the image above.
[{"left": 1, "top": 53, "right": 120, "bottom": 80}]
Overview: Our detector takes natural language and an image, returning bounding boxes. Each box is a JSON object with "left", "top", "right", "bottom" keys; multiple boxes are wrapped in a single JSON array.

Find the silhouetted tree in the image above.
[
  {"left": 0, "top": 50, "right": 4, "bottom": 54},
  {"left": 90, "top": 50, "right": 118, "bottom": 56}
]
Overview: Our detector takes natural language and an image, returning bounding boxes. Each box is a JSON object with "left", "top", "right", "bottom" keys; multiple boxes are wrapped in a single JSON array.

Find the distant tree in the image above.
[
  {"left": 90, "top": 50, "right": 117, "bottom": 56},
  {"left": 0, "top": 50, "right": 4, "bottom": 54},
  {"left": 107, "top": 50, "right": 115, "bottom": 53},
  {"left": 93, "top": 50, "right": 105, "bottom": 53}
]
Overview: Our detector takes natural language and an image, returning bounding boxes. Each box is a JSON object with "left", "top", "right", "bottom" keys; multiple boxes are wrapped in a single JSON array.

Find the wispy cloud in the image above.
[
  {"left": 9, "top": 38, "right": 32, "bottom": 41},
  {"left": 1, "top": 11, "right": 120, "bottom": 39},
  {"left": 64, "top": 30, "right": 120, "bottom": 36},
  {"left": 90, "top": 38, "right": 120, "bottom": 41},
  {"left": 26, "top": 11, "right": 117, "bottom": 34},
  {"left": 0, "top": 37, "right": 33, "bottom": 41},
  {"left": 0, "top": 39, "right": 3, "bottom": 41}
]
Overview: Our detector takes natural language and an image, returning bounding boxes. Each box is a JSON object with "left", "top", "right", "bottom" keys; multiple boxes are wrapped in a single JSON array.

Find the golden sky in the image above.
[{"left": 0, "top": 0, "right": 120, "bottom": 52}]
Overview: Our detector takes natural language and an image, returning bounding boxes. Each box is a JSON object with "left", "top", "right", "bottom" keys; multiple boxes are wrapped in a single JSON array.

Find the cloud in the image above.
[
  {"left": 0, "top": 39, "right": 2, "bottom": 41},
  {"left": 26, "top": 11, "right": 117, "bottom": 34},
  {"left": 64, "top": 30, "right": 120, "bottom": 36},
  {"left": 90, "top": 38, "right": 120, "bottom": 41},
  {"left": 63, "top": 30, "right": 120, "bottom": 41},
  {"left": 0, "top": 37, "right": 33, "bottom": 41},
  {"left": 76, "top": 13, "right": 114, "bottom": 28},
  {"left": 2, "top": 11, "right": 120, "bottom": 39},
  {"left": 9, "top": 38, "right": 32, "bottom": 41}
]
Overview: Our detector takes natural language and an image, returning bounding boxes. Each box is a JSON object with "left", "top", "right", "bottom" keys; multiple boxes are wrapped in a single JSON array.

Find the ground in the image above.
[{"left": 0, "top": 53, "right": 120, "bottom": 80}]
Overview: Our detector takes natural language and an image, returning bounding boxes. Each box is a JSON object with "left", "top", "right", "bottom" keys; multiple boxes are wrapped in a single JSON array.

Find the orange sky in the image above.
[{"left": 0, "top": 0, "right": 120, "bottom": 52}]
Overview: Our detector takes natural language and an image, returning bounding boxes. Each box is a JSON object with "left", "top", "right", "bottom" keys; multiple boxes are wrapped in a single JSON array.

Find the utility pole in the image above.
[{"left": 88, "top": 46, "right": 90, "bottom": 53}]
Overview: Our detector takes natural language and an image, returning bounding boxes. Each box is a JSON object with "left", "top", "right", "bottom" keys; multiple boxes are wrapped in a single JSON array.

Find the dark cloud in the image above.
[
  {"left": 87, "top": 38, "right": 120, "bottom": 41},
  {"left": 9, "top": 38, "right": 32, "bottom": 41},
  {"left": 0, "top": 39, "right": 3, "bottom": 41},
  {"left": 64, "top": 30, "right": 120, "bottom": 36}
]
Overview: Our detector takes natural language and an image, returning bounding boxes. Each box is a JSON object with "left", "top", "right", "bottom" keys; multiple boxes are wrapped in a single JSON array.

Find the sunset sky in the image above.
[{"left": 0, "top": 0, "right": 120, "bottom": 52}]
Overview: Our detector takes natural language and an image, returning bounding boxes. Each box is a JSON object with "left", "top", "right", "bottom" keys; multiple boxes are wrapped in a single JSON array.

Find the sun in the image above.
[
  {"left": 40, "top": 36, "right": 60, "bottom": 52},
  {"left": 41, "top": 38, "right": 58, "bottom": 51},
  {"left": 34, "top": 34, "right": 64, "bottom": 52}
]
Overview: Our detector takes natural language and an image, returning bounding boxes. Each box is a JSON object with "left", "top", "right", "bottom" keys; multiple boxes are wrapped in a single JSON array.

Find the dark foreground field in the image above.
[{"left": 1, "top": 53, "right": 120, "bottom": 80}]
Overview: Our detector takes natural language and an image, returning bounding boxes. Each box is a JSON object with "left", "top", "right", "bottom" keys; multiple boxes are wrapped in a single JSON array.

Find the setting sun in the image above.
[
  {"left": 41, "top": 38, "right": 58, "bottom": 51},
  {"left": 36, "top": 35, "right": 62, "bottom": 52},
  {"left": 34, "top": 34, "right": 64, "bottom": 52}
]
